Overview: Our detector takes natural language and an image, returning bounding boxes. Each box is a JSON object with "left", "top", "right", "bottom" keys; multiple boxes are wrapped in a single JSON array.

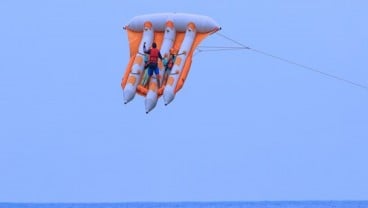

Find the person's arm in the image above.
[
  {"left": 177, "top": 50, "right": 187, "bottom": 56},
  {"left": 143, "top": 42, "right": 150, "bottom": 54},
  {"left": 158, "top": 51, "right": 163, "bottom": 60}
]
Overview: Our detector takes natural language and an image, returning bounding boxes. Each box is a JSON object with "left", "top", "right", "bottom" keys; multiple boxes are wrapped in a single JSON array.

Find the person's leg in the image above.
[
  {"left": 163, "top": 69, "right": 168, "bottom": 86},
  {"left": 147, "top": 67, "right": 153, "bottom": 88},
  {"left": 141, "top": 68, "right": 148, "bottom": 86},
  {"left": 155, "top": 66, "right": 160, "bottom": 88}
]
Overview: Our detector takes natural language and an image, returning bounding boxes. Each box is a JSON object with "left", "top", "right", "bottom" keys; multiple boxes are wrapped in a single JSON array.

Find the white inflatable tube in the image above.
[
  {"left": 163, "top": 23, "right": 197, "bottom": 105},
  {"left": 126, "top": 13, "right": 219, "bottom": 33},
  {"left": 123, "top": 21, "right": 154, "bottom": 104}
]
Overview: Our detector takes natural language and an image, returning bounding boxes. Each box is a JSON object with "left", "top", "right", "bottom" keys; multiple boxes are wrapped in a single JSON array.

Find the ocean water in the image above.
[{"left": 0, "top": 201, "right": 367, "bottom": 208}]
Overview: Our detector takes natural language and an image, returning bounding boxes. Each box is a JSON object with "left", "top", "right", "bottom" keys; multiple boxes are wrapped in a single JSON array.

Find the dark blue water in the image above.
[{"left": 0, "top": 201, "right": 368, "bottom": 208}]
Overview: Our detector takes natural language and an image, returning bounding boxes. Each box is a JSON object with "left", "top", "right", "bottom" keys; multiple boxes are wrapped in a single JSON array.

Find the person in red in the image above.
[{"left": 143, "top": 42, "right": 163, "bottom": 88}]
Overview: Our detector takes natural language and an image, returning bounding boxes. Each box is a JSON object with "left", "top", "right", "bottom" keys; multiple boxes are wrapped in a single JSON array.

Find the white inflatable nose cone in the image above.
[
  {"left": 145, "top": 98, "right": 157, "bottom": 114},
  {"left": 163, "top": 91, "right": 175, "bottom": 105},
  {"left": 123, "top": 86, "right": 136, "bottom": 104}
]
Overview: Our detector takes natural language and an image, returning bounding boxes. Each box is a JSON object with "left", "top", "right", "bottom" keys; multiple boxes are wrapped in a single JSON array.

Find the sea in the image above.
[{"left": 0, "top": 201, "right": 367, "bottom": 208}]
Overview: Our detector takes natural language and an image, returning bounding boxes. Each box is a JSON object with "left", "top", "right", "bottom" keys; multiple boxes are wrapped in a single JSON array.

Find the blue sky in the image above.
[{"left": 1, "top": 0, "right": 368, "bottom": 202}]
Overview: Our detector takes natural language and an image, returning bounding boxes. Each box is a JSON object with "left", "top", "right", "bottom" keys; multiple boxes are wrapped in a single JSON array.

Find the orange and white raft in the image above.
[{"left": 121, "top": 13, "right": 221, "bottom": 113}]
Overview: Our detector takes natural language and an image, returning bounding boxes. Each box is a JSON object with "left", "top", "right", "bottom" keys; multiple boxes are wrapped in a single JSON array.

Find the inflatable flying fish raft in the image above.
[{"left": 121, "top": 13, "right": 221, "bottom": 113}]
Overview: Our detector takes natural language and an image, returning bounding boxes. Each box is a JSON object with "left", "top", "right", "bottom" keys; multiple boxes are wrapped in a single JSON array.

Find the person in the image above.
[
  {"left": 143, "top": 42, "right": 163, "bottom": 88},
  {"left": 162, "top": 48, "right": 186, "bottom": 86}
]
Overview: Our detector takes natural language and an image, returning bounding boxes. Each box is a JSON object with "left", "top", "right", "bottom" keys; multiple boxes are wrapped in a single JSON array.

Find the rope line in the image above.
[{"left": 197, "top": 32, "right": 368, "bottom": 91}]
